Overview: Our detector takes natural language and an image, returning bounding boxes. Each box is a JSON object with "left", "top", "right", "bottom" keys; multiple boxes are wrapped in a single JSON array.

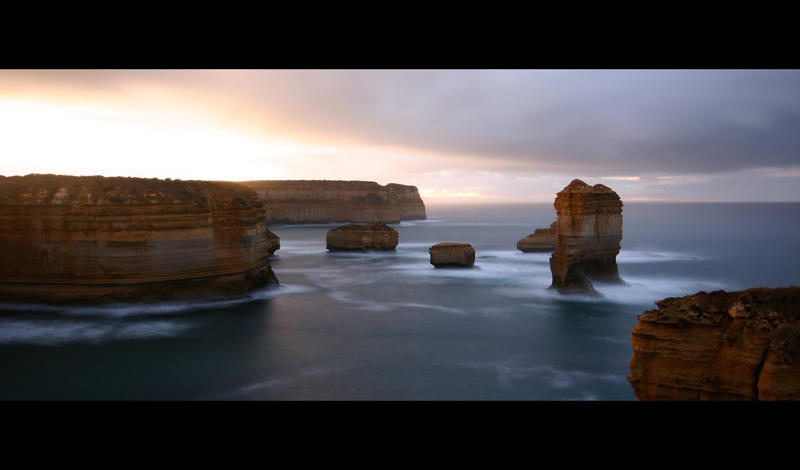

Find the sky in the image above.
[{"left": 1, "top": 69, "right": 799, "bottom": 203}]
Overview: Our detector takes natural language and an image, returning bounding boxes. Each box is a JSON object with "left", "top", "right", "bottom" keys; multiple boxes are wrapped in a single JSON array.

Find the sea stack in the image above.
[
  {"left": 0, "top": 174, "right": 278, "bottom": 304},
  {"left": 628, "top": 287, "right": 800, "bottom": 400},
  {"left": 517, "top": 221, "right": 557, "bottom": 253},
  {"left": 326, "top": 220, "right": 399, "bottom": 251},
  {"left": 549, "top": 179, "right": 623, "bottom": 294},
  {"left": 242, "top": 180, "right": 427, "bottom": 224},
  {"left": 429, "top": 243, "right": 475, "bottom": 267}
]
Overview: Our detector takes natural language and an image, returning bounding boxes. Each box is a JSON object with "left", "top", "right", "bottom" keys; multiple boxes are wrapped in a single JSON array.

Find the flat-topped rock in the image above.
[
  {"left": 429, "top": 243, "right": 475, "bottom": 267},
  {"left": 241, "top": 180, "right": 427, "bottom": 224},
  {"left": 0, "top": 173, "right": 279, "bottom": 304},
  {"left": 517, "top": 221, "right": 557, "bottom": 253},
  {"left": 628, "top": 286, "right": 800, "bottom": 400},
  {"left": 326, "top": 220, "right": 398, "bottom": 251}
]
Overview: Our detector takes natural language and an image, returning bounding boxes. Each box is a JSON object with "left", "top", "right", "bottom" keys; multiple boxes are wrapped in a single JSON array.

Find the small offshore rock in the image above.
[
  {"left": 326, "top": 220, "right": 398, "bottom": 251},
  {"left": 429, "top": 243, "right": 475, "bottom": 267}
]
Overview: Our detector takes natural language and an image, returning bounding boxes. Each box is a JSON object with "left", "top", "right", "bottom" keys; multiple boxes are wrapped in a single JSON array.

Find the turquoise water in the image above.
[{"left": 1, "top": 202, "right": 799, "bottom": 400}]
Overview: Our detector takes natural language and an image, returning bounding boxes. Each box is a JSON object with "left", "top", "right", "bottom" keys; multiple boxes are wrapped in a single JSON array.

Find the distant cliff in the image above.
[
  {"left": 240, "top": 180, "right": 426, "bottom": 224},
  {"left": 0, "top": 174, "right": 278, "bottom": 303},
  {"left": 629, "top": 287, "right": 800, "bottom": 400}
]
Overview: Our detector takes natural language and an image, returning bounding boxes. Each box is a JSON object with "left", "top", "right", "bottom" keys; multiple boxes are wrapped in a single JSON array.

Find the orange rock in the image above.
[
  {"left": 628, "top": 286, "right": 800, "bottom": 400},
  {"left": 429, "top": 243, "right": 475, "bottom": 267},
  {"left": 242, "top": 180, "right": 426, "bottom": 224},
  {"left": 326, "top": 220, "right": 398, "bottom": 251},
  {"left": 517, "top": 221, "right": 557, "bottom": 253},
  {"left": 0, "top": 174, "right": 278, "bottom": 303},
  {"left": 549, "top": 179, "right": 623, "bottom": 294}
]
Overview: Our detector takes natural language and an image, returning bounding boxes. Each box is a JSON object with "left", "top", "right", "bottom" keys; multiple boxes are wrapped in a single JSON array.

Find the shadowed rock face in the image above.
[
  {"left": 517, "top": 221, "right": 557, "bottom": 253},
  {"left": 265, "top": 227, "right": 280, "bottom": 255},
  {"left": 241, "top": 180, "right": 426, "bottom": 224},
  {"left": 429, "top": 243, "right": 475, "bottom": 267},
  {"left": 326, "top": 220, "right": 398, "bottom": 251},
  {"left": 629, "top": 287, "right": 800, "bottom": 400},
  {"left": 0, "top": 174, "right": 278, "bottom": 304},
  {"left": 549, "top": 179, "right": 623, "bottom": 294}
]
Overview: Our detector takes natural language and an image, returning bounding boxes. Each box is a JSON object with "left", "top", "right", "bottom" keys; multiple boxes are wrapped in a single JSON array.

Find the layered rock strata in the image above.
[
  {"left": 429, "top": 243, "right": 475, "bottom": 267},
  {"left": 241, "top": 180, "right": 426, "bottom": 224},
  {"left": 549, "top": 179, "right": 623, "bottom": 294},
  {"left": 0, "top": 174, "right": 278, "bottom": 304},
  {"left": 265, "top": 227, "right": 280, "bottom": 255},
  {"left": 326, "top": 220, "right": 399, "bottom": 251},
  {"left": 517, "top": 221, "right": 557, "bottom": 253},
  {"left": 628, "top": 287, "right": 800, "bottom": 400}
]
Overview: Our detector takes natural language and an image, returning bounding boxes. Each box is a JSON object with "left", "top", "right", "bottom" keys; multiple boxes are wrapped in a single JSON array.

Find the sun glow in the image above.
[{"left": 0, "top": 98, "right": 294, "bottom": 181}]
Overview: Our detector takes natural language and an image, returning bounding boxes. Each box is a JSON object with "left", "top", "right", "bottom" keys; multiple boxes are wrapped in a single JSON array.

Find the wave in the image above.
[
  {"left": 0, "top": 318, "right": 190, "bottom": 346},
  {"left": 618, "top": 250, "right": 707, "bottom": 263},
  {"left": 453, "top": 359, "right": 627, "bottom": 396},
  {"left": 0, "top": 284, "right": 313, "bottom": 317},
  {"left": 233, "top": 365, "right": 351, "bottom": 396}
]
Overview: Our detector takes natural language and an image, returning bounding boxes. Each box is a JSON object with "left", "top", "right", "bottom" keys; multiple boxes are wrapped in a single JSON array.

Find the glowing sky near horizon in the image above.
[{"left": 2, "top": 69, "right": 800, "bottom": 203}]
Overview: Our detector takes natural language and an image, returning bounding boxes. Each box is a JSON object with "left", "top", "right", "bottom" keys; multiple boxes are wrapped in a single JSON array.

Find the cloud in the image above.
[{"left": 4, "top": 69, "right": 800, "bottom": 177}]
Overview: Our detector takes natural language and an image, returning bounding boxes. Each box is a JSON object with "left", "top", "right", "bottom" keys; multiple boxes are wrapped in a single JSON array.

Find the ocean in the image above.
[{"left": 1, "top": 202, "right": 799, "bottom": 400}]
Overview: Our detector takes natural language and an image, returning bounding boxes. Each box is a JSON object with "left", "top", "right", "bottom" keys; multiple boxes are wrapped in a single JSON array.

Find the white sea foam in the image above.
[
  {"left": 0, "top": 318, "right": 189, "bottom": 345},
  {"left": 618, "top": 249, "right": 707, "bottom": 263},
  {"left": 456, "top": 360, "right": 627, "bottom": 392},
  {"left": 235, "top": 365, "right": 350, "bottom": 395},
  {"left": 0, "top": 284, "right": 313, "bottom": 317}
]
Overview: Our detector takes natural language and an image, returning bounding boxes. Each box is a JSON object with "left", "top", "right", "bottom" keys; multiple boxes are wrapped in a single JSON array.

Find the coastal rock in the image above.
[
  {"left": 265, "top": 227, "right": 280, "bottom": 255},
  {"left": 326, "top": 220, "right": 398, "bottom": 251},
  {"left": 241, "top": 180, "right": 426, "bottom": 224},
  {"left": 429, "top": 243, "right": 475, "bottom": 267},
  {"left": 517, "top": 221, "right": 557, "bottom": 253},
  {"left": 549, "top": 179, "right": 623, "bottom": 294},
  {"left": 628, "top": 287, "right": 800, "bottom": 400},
  {"left": 0, "top": 174, "right": 279, "bottom": 304}
]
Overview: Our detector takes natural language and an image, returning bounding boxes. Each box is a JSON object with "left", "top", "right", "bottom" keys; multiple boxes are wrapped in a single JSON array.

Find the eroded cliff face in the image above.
[
  {"left": 241, "top": 180, "right": 426, "bottom": 224},
  {"left": 0, "top": 174, "right": 278, "bottom": 303},
  {"left": 628, "top": 287, "right": 800, "bottom": 400},
  {"left": 549, "top": 179, "right": 623, "bottom": 294}
]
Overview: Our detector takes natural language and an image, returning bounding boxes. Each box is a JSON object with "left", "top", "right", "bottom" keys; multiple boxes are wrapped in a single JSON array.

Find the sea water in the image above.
[{"left": 1, "top": 202, "right": 799, "bottom": 400}]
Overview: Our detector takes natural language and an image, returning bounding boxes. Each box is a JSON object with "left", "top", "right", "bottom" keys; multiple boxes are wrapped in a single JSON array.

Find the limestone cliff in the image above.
[
  {"left": 549, "top": 179, "right": 623, "bottom": 294},
  {"left": 517, "top": 221, "right": 557, "bottom": 253},
  {"left": 0, "top": 174, "right": 278, "bottom": 303},
  {"left": 241, "top": 180, "right": 426, "bottom": 224},
  {"left": 326, "top": 220, "right": 399, "bottom": 251},
  {"left": 628, "top": 287, "right": 800, "bottom": 400}
]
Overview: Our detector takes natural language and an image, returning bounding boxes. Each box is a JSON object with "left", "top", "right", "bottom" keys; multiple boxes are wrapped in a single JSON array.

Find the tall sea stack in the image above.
[
  {"left": 0, "top": 174, "right": 278, "bottom": 304},
  {"left": 549, "top": 179, "right": 623, "bottom": 294}
]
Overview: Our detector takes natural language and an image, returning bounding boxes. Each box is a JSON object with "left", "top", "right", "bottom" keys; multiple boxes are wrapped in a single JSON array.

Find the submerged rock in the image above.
[
  {"left": 628, "top": 286, "right": 800, "bottom": 400},
  {"left": 549, "top": 179, "right": 623, "bottom": 294},
  {"left": 517, "top": 221, "right": 557, "bottom": 253},
  {"left": 429, "top": 243, "right": 475, "bottom": 267},
  {"left": 326, "top": 220, "right": 398, "bottom": 251},
  {"left": 0, "top": 174, "right": 278, "bottom": 304}
]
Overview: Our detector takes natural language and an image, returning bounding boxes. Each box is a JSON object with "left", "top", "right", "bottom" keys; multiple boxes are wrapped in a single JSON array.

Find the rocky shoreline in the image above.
[
  {"left": 0, "top": 174, "right": 279, "bottom": 304},
  {"left": 629, "top": 286, "right": 800, "bottom": 400}
]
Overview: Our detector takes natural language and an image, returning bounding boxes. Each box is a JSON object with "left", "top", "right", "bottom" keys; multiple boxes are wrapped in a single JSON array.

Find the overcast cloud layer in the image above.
[{"left": 2, "top": 69, "right": 800, "bottom": 201}]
